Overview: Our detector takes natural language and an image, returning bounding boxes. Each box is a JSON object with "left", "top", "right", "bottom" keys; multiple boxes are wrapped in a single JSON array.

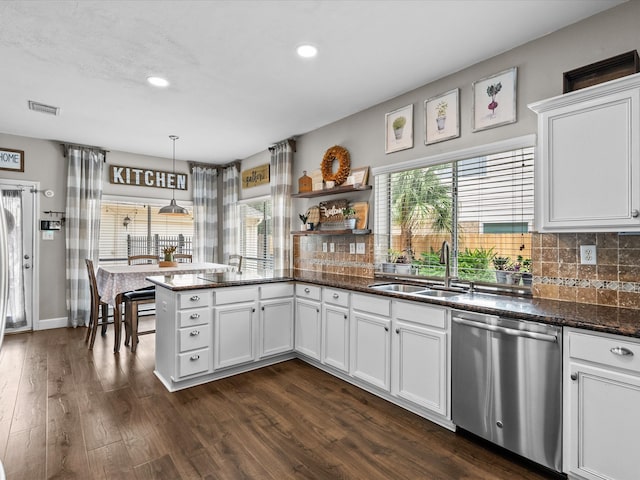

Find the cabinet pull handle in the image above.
[
  {"left": 384, "top": 326, "right": 389, "bottom": 332},
  {"left": 333, "top": 293, "right": 339, "bottom": 299},
  {"left": 262, "top": 306, "right": 265, "bottom": 311},
  {"left": 396, "top": 328, "right": 400, "bottom": 334},
  {"left": 316, "top": 308, "right": 320, "bottom": 313},
  {"left": 632, "top": 209, "right": 639, "bottom": 218},
  {"left": 252, "top": 308, "right": 256, "bottom": 313},
  {"left": 190, "top": 330, "right": 199, "bottom": 336},
  {"left": 610, "top": 346, "right": 634, "bottom": 357},
  {"left": 190, "top": 295, "right": 200, "bottom": 301},
  {"left": 570, "top": 373, "right": 578, "bottom": 381},
  {"left": 304, "top": 287, "right": 310, "bottom": 293},
  {"left": 190, "top": 354, "right": 200, "bottom": 361},
  {"left": 190, "top": 313, "right": 200, "bottom": 319}
]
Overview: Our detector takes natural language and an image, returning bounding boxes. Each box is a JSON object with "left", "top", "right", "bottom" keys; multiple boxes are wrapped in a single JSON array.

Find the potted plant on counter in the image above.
[
  {"left": 493, "top": 256, "right": 510, "bottom": 283},
  {"left": 520, "top": 256, "right": 533, "bottom": 286}
]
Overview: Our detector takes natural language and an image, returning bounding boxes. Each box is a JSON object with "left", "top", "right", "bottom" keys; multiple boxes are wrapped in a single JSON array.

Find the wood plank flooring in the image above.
[{"left": 0, "top": 321, "right": 564, "bottom": 479}]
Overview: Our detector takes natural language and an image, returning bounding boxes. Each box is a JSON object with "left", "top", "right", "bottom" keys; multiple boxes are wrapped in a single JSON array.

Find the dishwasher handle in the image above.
[{"left": 452, "top": 316, "right": 558, "bottom": 343}]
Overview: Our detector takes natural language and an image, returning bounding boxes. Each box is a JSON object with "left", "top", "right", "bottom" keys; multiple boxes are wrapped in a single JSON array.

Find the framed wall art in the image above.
[
  {"left": 472, "top": 67, "right": 517, "bottom": 132},
  {"left": 0, "top": 148, "right": 24, "bottom": 172},
  {"left": 350, "top": 166, "right": 369, "bottom": 186},
  {"left": 424, "top": 88, "right": 460, "bottom": 145},
  {"left": 385, "top": 104, "right": 413, "bottom": 153}
]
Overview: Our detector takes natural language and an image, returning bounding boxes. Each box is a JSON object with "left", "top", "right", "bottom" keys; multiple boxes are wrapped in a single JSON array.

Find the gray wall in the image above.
[{"left": 291, "top": 1, "right": 640, "bottom": 221}]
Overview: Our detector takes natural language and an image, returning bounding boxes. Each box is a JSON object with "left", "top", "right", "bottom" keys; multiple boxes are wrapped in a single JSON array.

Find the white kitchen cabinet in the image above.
[
  {"left": 321, "top": 288, "right": 350, "bottom": 373},
  {"left": 213, "top": 286, "right": 257, "bottom": 370},
  {"left": 295, "top": 283, "right": 322, "bottom": 360},
  {"left": 258, "top": 283, "right": 294, "bottom": 358},
  {"left": 529, "top": 73, "right": 640, "bottom": 232},
  {"left": 392, "top": 301, "right": 449, "bottom": 417},
  {"left": 564, "top": 328, "right": 640, "bottom": 480},
  {"left": 351, "top": 293, "right": 391, "bottom": 391}
]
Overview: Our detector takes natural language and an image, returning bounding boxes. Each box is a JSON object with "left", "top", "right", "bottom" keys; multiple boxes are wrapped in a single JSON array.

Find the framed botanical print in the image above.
[
  {"left": 424, "top": 88, "right": 460, "bottom": 145},
  {"left": 385, "top": 104, "right": 413, "bottom": 153},
  {"left": 472, "top": 67, "right": 517, "bottom": 132}
]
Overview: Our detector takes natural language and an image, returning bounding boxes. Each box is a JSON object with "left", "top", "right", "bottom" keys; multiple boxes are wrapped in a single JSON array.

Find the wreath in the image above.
[{"left": 321, "top": 145, "right": 351, "bottom": 186}]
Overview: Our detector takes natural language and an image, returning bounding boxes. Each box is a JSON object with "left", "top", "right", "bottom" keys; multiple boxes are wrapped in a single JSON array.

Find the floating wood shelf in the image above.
[
  {"left": 291, "top": 229, "right": 371, "bottom": 236},
  {"left": 291, "top": 184, "right": 372, "bottom": 198}
]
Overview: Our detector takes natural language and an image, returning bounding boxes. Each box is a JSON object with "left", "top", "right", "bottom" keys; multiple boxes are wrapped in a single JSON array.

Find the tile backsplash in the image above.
[
  {"left": 293, "top": 234, "right": 374, "bottom": 278},
  {"left": 532, "top": 232, "right": 640, "bottom": 309}
]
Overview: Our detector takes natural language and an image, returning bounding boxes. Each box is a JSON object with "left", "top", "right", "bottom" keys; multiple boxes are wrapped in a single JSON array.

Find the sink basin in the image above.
[
  {"left": 414, "top": 289, "right": 460, "bottom": 298},
  {"left": 368, "top": 283, "right": 428, "bottom": 294}
]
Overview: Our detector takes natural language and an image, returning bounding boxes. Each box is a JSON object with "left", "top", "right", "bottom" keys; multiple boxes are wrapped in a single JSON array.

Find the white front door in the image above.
[{"left": 1, "top": 181, "right": 37, "bottom": 333}]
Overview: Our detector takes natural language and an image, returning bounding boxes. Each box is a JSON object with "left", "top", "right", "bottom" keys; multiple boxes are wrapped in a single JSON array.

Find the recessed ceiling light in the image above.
[
  {"left": 296, "top": 44, "right": 318, "bottom": 58},
  {"left": 147, "top": 76, "right": 170, "bottom": 87}
]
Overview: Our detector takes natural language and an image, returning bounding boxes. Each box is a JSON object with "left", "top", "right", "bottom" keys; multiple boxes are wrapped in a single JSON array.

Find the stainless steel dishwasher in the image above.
[{"left": 451, "top": 310, "right": 562, "bottom": 473}]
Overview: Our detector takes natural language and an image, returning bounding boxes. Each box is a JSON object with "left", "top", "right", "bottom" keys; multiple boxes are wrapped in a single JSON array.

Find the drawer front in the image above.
[
  {"left": 260, "top": 282, "right": 294, "bottom": 300},
  {"left": 177, "top": 290, "right": 212, "bottom": 310},
  {"left": 214, "top": 286, "right": 258, "bottom": 305},
  {"left": 179, "top": 323, "right": 211, "bottom": 353},
  {"left": 322, "top": 287, "right": 350, "bottom": 308},
  {"left": 394, "top": 301, "right": 447, "bottom": 330},
  {"left": 296, "top": 283, "right": 322, "bottom": 301},
  {"left": 351, "top": 293, "right": 391, "bottom": 317},
  {"left": 570, "top": 331, "right": 640, "bottom": 373},
  {"left": 178, "top": 307, "right": 212, "bottom": 328},
  {"left": 177, "top": 348, "right": 210, "bottom": 378}
]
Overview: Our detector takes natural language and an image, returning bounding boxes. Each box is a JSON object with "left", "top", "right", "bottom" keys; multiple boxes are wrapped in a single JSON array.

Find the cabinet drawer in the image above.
[
  {"left": 178, "top": 307, "right": 211, "bottom": 328},
  {"left": 260, "top": 282, "right": 294, "bottom": 300},
  {"left": 323, "top": 288, "right": 350, "bottom": 308},
  {"left": 177, "top": 290, "right": 212, "bottom": 310},
  {"left": 352, "top": 293, "right": 391, "bottom": 317},
  {"left": 177, "top": 348, "right": 210, "bottom": 378},
  {"left": 569, "top": 331, "right": 640, "bottom": 373},
  {"left": 179, "top": 323, "right": 211, "bottom": 353},
  {"left": 296, "top": 283, "right": 321, "bottom": 301},
  {"left": 214, "top": 286, "right": 258, "bottom": 305},
  {"left": 394, "top": 301, "right": 447, "bottom": 330}
]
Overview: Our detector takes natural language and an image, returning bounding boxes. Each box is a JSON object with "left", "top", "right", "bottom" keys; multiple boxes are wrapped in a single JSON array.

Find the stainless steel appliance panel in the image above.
[{"left": 452, "top": 311, "right": 562, "bottom": 472}]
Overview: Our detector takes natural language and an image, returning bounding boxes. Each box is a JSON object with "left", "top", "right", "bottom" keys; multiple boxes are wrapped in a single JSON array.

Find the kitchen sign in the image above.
[
  {"left": 109, "top": 165, "right": 188, "bottom": 190},
  {"left": 241, "top": 163, "right": 270, "bottom": 189},
  {"left": 0, "top": 148, "right": 24, "bottom": 172}
]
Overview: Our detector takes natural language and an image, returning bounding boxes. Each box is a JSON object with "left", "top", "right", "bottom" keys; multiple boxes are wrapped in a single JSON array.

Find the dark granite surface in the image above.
[{"left": 148, "top": 270, "right": 640, "bottom": 339}]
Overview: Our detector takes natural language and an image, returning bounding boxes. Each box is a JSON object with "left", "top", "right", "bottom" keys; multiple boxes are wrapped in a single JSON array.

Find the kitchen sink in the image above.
[
  {"left": 414, "top": 289, "right": 460, "bottom": 298},
  {"left": 368, "top": 283, "right": 428, "bottom": 294}
]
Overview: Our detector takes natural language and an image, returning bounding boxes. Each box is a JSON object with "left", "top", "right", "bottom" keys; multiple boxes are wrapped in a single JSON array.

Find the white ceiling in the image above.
[{"left": 0, "top": 0, "right": 625, "bottom": 164}]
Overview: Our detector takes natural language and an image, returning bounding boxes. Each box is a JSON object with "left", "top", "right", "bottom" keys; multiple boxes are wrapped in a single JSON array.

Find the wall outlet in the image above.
[
  {"left": 356, "top": 242, "right": 365, "bottom": 254},
  {"left": 580, "top": 245, "right": 597, "bottom": 265},
  {"left": 330, "top": 243, "right": 335, "bottom": 253},
  {"left": 42, "top": 231, "right": 54, "bottom": 240},
  {"left": 322, "top": 242, "right": 327, "bottom": 253},
  {"left": 349, "top": 243, "right": 356, "bottom": 254}
]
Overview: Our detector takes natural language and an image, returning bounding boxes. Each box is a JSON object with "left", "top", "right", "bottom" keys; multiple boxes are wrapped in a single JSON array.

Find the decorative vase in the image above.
[
  {"left": 436, "top": 116, "right": 446, "bottom": 131},
  {"left": 522, "top": 273, "right": 533, "bottom": 286},
  {"left": 344, "top": 218, "right": 357, "bottom": 230},
  {"left": 395, "top": 264, "right": 411, "bottom": 275},
  {"left": 495, "top": 270, "right": 507, "bottom": 284}
]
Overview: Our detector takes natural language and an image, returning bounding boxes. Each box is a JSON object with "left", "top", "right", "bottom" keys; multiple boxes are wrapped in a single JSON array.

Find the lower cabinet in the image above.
[
  {"left": 213, "top": 300, "right": 256, "bottom": 370},
  {"left": 565, "top": 328, "right": 640, "bottom": 480},
  {"left": 322, "top": 303, "right": 350, "bottom": 373},
  {"left": 295, "top": 283, "right": 322, "bottom": 360},
  {"left": 259, "top": 283, "right": 295, "bottom": 358}
]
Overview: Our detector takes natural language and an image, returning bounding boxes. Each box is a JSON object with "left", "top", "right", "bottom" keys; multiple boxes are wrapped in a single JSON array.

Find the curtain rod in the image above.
[
  {"left": 61, "top": 142, "right": 109, "bottom": 160},
  {"left": 189, "top": 160, "right": 240, "bottom": 172},
  {"left": 268, "top": 137, "right": 296, "bottom": 152}
]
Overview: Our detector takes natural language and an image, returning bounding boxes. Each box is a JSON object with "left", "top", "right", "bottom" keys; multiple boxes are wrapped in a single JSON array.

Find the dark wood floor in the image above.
[{"left": 0, "top": 320, "right": 562, "bottom": 479}]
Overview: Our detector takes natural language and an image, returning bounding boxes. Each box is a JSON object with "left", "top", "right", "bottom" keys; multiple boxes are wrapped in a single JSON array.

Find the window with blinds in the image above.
[
  {"left": 99, "top": 197, "right": 194, "bottom": 265},
  {"left": 374, "top": 146, "right": 534, "bottom": 286},
  {"left": 239, "top": 198, "right": 273, "bottom": 274}
]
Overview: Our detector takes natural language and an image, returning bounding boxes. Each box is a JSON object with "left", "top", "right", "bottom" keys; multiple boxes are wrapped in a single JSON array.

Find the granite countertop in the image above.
[{"left": 147, "top": 270, "right": 640, "bottom": 339}]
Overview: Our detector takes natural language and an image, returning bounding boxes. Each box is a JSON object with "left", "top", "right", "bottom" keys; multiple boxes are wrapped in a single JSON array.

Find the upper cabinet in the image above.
[{"left": 529, "top": 73, "right": 640, "bottom": 232}]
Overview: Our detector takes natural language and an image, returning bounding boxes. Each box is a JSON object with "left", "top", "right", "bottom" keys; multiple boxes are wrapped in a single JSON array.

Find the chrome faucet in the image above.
[{"left": 440, "top": 240, "right": 451, "bottom": 288}]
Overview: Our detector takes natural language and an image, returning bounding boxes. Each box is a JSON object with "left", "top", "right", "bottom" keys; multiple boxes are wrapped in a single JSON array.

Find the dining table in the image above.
[{"left": 96, "top": 262, "right": 231, "bottom": 352}]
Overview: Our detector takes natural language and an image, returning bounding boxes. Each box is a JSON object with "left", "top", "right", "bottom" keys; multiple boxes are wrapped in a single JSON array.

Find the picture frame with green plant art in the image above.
[
  {"left": 424, "top": 88, "right": 460, "bottom": 145},
  {"left": 385, "top": 104, "right": 413, "bottom": 153},
  {"left": 472, "top": 67, "right": 517, "bottom": 132}
]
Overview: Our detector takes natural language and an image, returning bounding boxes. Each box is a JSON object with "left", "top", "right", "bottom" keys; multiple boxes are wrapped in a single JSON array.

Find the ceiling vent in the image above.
[{"left": 28, "top": 101, "right": 60, "bottom": 116}]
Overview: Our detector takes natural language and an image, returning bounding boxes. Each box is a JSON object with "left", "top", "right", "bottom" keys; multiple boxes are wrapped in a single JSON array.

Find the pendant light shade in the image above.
[{"left": 159, "top": 135, "right": 189, "bottom": 216}]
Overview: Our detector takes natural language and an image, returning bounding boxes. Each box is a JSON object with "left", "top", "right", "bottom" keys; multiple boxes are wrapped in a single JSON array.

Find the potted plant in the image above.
[
  {"left": 520, "top": 256, "right": 533, "bottom": 286},
  {"left": 505, "top": 261, "right": 522, "bottom": 285},
  {"left": 298, "top": 213, "right": 309, "bottom": 231},
  {"left": 343, "top": 207, "right": 357, "bottom": 230},
  {"left": 492, "top": 256, "right": 510, "bottom": 283},
  {"left": 382, "top": 249, "right": 401, "bottom": 273},
  {"left": 392, "top": 116, "right": 406, "bottom": 139}
]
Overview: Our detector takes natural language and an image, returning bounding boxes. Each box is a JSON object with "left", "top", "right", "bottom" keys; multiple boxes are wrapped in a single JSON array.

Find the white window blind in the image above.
[
  {"left": 99, "top": 197, "right": 194, "bottom": 265},
  {"left": 239, "top": 198, "right": 273, "bottom": 274},
  {"left": 374, "top": 146, "right": 534, "bottom": 285}
]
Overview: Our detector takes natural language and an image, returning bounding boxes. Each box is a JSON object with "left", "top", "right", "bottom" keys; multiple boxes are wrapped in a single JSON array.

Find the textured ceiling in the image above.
[{"left": 0, "top": 0, "right": 625, "bottom": 163}]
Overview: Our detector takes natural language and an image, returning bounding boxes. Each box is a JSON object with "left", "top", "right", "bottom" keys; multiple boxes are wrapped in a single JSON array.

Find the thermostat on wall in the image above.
[{"left": 43, "top": 189, "right": 54, "bottom": 198}]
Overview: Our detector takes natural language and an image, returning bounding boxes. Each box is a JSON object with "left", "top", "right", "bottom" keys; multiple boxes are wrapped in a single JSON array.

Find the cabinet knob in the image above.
[
  {"left": 633, "top": 209, "right": 639, "bottom": 218},
  {"left": 610, "top": 346, "right": 634, "bottom": 357},
  {"left": 190, "top": 295, "right": 200, "bottom": 301},
  {"left": 395, "top": 328, "right": 400, "bottom": 334},
  {"left": 190, "top": 330, "right": 199, "bottom": 336},
  {"left": 384, "top": 326, "right": 389, "bottom": 332},
  {"left": 333, "top": 293, "right": 339, "bottom": 299},
  {"left": 304, "top": 287, "right": 310, "bottom": 293},
  {"left": 261, "top": 306, "right": 265, "bottom": 311},
  {"left": 190, "top": 354, "right": 200, "bottom": 361},
  {"left": 252, "top": 308, "right": 256, "bottom": 313},
  {"left": 190, "top": 313, "right": 200, "bottom": 319},
  {"left": 344, "top": 314, "right": 347, "bottom": 319},
  {"left": 570, "top": 373, "right": 578, "bottom": 381}
]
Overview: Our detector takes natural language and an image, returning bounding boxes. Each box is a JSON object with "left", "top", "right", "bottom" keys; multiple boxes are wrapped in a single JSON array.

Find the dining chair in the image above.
[
  {"left": 123, "top": 289, "right": 155, "bottom": 353},
  {"left": 174, "top": 253, "right": 192, "bottom": 263},
  {"left": 85, "top": 259, "right": 117, "bottom": 350},
  {"left": 228, "top": 254, "right": 242, "bottom": 272},
  {"left": 128, "top": 254, "right": 159, "bottom": 265}
]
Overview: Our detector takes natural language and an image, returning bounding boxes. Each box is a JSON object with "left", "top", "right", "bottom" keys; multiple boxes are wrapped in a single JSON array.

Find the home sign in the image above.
[
  {"left": 109, "top": 164, "right": 188, "bottom": 190},
  {"left": 0, "top": 148, "right": 24, "bottom": 172}
]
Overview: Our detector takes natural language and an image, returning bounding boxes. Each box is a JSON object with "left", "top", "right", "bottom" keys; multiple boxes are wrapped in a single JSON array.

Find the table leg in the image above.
[{"left": 113, "top": 293, "right": 123, "bottom": 353}]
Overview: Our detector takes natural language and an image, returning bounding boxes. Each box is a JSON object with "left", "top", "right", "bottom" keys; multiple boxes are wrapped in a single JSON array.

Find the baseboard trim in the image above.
[{"left": 35, "top": 317, "right": 68, "bottom": 330}]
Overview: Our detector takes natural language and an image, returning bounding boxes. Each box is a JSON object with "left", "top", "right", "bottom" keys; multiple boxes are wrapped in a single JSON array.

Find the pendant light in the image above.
[{"left": 159, "top": 135, "right": 189, "bottom": 216}]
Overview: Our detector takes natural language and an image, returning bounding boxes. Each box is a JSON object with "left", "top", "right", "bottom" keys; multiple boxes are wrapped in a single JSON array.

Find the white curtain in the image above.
[
  {"left": 1, "top": 190, "right": 26, "bottom": 329},
  {"left": 65, "top": 146, "right": 104, "bottom": 327},
  {"left": 221, "top": 165, "right": 239, "bottom": 263},
  {"left": 270, "top": 141, "right": 293, "bottom": 271},
  {"left": 191, "top": 165, "right": 218, "bottom": 262}
]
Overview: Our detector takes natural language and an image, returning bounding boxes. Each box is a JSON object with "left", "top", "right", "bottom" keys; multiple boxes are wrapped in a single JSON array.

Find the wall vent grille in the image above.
[{"left": 28, "top": 101, "right": 60, "bottom": 116}]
